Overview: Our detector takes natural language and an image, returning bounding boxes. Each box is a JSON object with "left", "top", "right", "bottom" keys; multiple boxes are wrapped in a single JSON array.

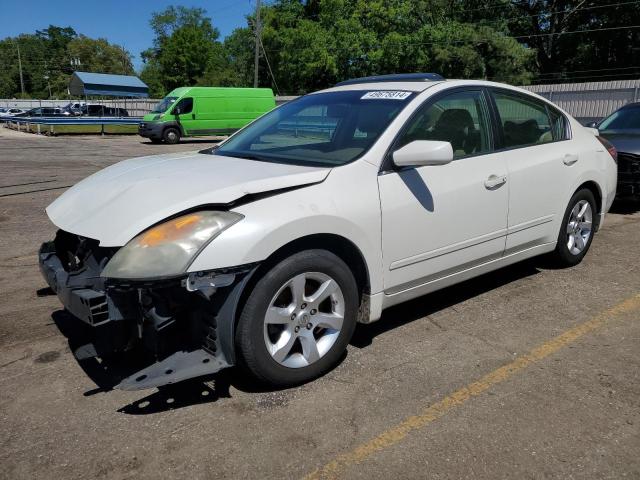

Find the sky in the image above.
[{"left": 0, "top": 0, "right": 254, "bottom": 70}]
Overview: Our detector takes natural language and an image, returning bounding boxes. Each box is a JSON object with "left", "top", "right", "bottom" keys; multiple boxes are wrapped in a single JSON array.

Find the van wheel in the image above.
[
  {"left": 236, "top": 250, "right": 358, "bottom": 387},
  {"left": 549, "top": 188, "right": 596, "bottom": 267},
  {"left": 163, "top": 127, "right": 180, "bottom": 144}
]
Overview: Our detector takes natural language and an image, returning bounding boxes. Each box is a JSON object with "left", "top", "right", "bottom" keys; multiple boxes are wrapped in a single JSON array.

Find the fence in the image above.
[
  {"left": 0, "top": 99, "right": 154, "bottom": 117},
  {"left": 1, "top": 96, "right": 297, "bottom": 118},
  {"left": 2, "top": 80, "right": 638, "bottom": 126},
  {"left": 520, "top": 79, "right": 640, "bottom": 124},
  {"left": 4, "top": 116, "right": 142, "bottom": 135}
]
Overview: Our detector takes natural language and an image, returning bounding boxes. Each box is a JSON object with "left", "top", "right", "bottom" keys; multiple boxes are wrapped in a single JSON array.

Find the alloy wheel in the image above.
[
  {"left": 166, "top": 131, "right": 178, "bottom": 142},
  {"left": 566, "top": 199, "right": 593, "bottom": 255},
  {"left": 263, "top": 272, "right": 345, "bottom": 368}
]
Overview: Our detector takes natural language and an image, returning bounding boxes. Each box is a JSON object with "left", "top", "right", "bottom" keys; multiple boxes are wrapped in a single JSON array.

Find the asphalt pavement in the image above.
[{"left": 1, "top": 127, "right": 639, "bottom": 480}]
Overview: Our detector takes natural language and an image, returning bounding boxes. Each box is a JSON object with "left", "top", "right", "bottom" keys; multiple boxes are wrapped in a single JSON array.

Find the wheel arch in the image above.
[
  {"left": 234, "top": 233, "right": 371, "bottom": 329},
  {"left": 574, "top": 180, "right": 603, "bottom": 229},
  {"left": 162, "top": 122, "right": 184, "bottom": 137}
]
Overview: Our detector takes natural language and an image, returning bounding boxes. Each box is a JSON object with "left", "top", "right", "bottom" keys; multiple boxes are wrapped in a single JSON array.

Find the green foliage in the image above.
[
  {"left": 0, "top": 25, "right": 134, "bottom": 98},
  {"left": 1, "top": 1, "right": 638, "bottom": 98},
  {"left": 252, "top": 0, "right": 535, "bottom": 94},
  {"left": 506, "top": 0, "right": 640, "bottom": 83},
  {"left": 141, "top": 6, "right": 227, "bottom": 96},
  {"left": 67, "top": 36, "right": 134, "bottom": 75}
]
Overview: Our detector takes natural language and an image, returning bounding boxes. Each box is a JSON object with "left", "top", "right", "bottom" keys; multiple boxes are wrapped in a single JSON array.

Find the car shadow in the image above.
[
  {"left": 398, "top": 168, "right": 434, "bottom": 212},
  {"left": 609, "top": 197, "right": 640, "bottom": 215},
  {"left": 350, "top": 260, "right": 540, "bottom": 348},
  {"left": 51, "top": 309, "right": 312, "bottom": 415},
  {"left": 49, "top": 261, "right": 539, "bottom": 415},
  {"left": 116, "top": 372, "right": 230, "bottom": 414}
]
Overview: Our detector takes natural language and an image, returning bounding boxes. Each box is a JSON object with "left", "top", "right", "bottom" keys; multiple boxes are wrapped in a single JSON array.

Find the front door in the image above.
[
  {"left": 173, "top": 97, "right": 195, "bottom": 135},
  {"left": 378, "top": 88, "right": 509, "bottom": 292}
]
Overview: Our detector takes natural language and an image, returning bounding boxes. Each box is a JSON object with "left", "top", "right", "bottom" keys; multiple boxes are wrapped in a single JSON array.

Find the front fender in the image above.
[{"left": 188, "top": 160, "right": 385, "bottom": 294}]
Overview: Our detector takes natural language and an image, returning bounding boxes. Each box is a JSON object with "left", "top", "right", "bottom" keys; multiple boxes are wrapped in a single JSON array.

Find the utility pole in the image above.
[
  {"left": 15, "top": 40, "right": 25, "bottom": 96},
  {"left": 253, "top": 0, "right": 261, "bottom": 88},
  {"left": 121, "top": 45, "right": 128, "bottom": 73}
]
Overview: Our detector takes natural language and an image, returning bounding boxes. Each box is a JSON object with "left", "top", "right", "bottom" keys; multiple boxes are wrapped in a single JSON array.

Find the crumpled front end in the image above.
[{"left": 39, "top": 230, "right": 256, "bottom": 390}]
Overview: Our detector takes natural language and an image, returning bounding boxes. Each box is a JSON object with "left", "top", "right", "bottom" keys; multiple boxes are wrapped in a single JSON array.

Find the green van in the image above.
[{"left": 139, "top": 87, "right": 276, "bottom": 144}]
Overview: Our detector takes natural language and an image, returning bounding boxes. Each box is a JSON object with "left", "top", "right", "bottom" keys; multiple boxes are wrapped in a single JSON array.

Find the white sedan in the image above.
[
  {"left": 0, "top": 107, "right": 25, "bottom": 117},
  {"left": 39, "top": 74, "right": 617, "bottom": 389}
]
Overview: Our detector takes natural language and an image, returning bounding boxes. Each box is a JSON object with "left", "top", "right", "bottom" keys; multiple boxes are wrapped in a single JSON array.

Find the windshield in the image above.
[
  {"left": 151, "top": 96, "right": 178, "bottom": 114},
  {"left": 599, "top": 107, "right": 640, "bottom": 131},
  {"left": 214, "top": 90, "right": 416, "bottom": 166}
]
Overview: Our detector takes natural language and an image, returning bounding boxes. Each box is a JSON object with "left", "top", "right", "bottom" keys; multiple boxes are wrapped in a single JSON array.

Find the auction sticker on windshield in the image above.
[{"left": 361, "top": 91, "right": 412, "bottom": 100}]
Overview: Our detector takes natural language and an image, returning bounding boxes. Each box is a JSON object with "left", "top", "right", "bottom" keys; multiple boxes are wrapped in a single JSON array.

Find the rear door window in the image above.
[{"left": 491, "top": 90, "right": 567, "bottom": 148}]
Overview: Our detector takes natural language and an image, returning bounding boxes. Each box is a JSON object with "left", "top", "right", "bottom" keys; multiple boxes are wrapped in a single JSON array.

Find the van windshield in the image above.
[
  {"left": 151, "top": 96, "right": 178, "bottom": 113},
  {"left": 213, "top": 90, "right": 415, "bottom": 166}
]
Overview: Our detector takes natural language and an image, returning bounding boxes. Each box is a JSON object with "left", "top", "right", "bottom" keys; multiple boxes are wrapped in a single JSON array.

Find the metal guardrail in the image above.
[{"left": 2, "top": 116, "right": 141, "bottom": 135}]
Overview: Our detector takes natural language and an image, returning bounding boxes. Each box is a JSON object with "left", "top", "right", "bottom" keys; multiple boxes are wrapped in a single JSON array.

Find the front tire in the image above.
[
  {"left": 236, "top": 250, "right": 358, "bottom": 387},
  {"left": 549, "top": 188, "right": 596, "bottom": 267},
  {"left": 163, "top": 127, "right": 180, "bottom": 144}
]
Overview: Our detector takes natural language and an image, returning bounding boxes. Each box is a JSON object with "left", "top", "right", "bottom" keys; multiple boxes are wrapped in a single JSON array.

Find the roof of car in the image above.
[
  {"left": 325, "top": 78, "right": 548, "bottom": 97},
  {"left": 335, "top": 73, "right": 445, "bottom": 86},
  {"left": 320, "top": 81, "right": 444, "bottom": 93}
]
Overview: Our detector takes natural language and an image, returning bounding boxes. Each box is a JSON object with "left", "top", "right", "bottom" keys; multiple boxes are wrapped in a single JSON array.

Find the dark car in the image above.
[
  {"left": 17, "top": 107, "right": 72, "bottom": 117},
  {"left": 83, "top": 104, "right": 129, "bottom": 117},
  {"left": 589, "top": 103, "right": 640, "bottom": 198}
]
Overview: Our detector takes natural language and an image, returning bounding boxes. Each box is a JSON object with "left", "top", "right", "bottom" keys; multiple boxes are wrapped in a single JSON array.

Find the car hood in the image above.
[
  {"left": 599, "top": 132, "right": 640, "bottom": 155},
  {"left": 47, "top": 151, "right": 331, "bottom": 246}
]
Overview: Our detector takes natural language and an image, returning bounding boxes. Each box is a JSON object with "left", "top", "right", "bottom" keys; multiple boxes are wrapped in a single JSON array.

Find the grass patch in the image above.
[
  {"left": 49, "top": 124, "right": 139, "bottom": 135},
  {"left": 10, "top": 123, "right": 139, "bottom": 135}
]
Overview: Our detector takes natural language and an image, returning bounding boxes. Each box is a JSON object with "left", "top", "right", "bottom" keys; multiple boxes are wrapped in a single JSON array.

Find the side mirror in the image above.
[
  {"left": 173, "top": 106, "right": 182, "bottom": 116},
  {"left": 393, "top": 140, "right": 454, "bottom": 168},
  {"left": 585, "top": 121, "right": 598, "bottom": 128}
]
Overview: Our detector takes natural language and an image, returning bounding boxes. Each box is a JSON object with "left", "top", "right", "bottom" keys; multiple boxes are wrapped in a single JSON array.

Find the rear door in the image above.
[{"left": 488, "top": 88, "right": 573, "bottom": 252}]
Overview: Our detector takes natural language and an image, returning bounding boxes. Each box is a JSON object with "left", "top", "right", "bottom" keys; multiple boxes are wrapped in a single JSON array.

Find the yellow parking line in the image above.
[{"left": 304, "top": 293, "right": 640, "bottom": 480}]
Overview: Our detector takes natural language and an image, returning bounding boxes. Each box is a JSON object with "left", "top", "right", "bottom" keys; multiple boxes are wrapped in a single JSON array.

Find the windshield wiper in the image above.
[{"left": 217, "top": 152, "right": 271, "bottom": 162}]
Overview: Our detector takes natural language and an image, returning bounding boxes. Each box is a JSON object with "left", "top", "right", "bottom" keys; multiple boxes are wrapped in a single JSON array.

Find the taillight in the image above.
[{"left": 597, "top": 136, "right": 617, "bottom": 163}]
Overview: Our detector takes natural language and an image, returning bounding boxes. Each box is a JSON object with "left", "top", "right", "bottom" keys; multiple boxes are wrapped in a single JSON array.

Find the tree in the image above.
[
  {"left": 141, "top": 6, "right": 228, "bottom": 95},
  {"left": 67, "top": 36, "right": 134, "bottom": 75},
  {"left": 0, "top": 25, "right": 134, "bottom": 98},
  {"left": 506, "top": 0, "right": 640, "bottom": 83},
  {"left": 246, "top": 0, "right": 535, "bottom": 94}
]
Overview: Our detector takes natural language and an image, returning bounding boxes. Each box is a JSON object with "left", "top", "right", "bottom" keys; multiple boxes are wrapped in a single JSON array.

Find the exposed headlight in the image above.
[{"left": 102, "top": 211, "right": 242, "bottom": 279}]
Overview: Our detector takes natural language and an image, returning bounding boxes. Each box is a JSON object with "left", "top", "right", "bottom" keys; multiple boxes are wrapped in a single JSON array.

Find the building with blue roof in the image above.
[{"left": 68, "top": 72, "right": 149, "bottom": 98}]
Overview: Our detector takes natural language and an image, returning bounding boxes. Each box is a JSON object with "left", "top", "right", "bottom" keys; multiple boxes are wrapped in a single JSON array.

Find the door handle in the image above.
[
  {"left": 563, "top": 153, "right": 579, "bottom": 166},
  {"left": 192, "top": 113, "right": 196, "bottom": 120},
  {"left": 484, "top": 174, "right": 507, "bottom": 190}
]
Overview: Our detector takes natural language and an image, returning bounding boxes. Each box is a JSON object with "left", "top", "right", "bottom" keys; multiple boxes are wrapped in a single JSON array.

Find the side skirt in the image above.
[{"left": 376, "top": 242, "right": 557, "bottom": 314}]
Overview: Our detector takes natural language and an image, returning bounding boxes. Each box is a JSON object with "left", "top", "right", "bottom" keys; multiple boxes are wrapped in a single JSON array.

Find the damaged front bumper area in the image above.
[{"left": 38, "top": 230, "right": 256, "bottom": 391}]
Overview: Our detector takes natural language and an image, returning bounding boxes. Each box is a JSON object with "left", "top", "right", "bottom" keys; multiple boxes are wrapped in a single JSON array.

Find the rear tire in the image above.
[
  {"left": 236, "top": 250, "right": 358, "bottom": 387},
  {"left": 163, "top": 127, "right": 180, "bottom": 144},
  {"left": 549, "top": 188, "right": 597, "bottom": 267}
]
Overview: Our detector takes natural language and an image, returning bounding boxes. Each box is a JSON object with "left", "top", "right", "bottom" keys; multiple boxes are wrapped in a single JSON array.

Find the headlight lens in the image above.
[{"left": 102, "top": 211, "right": 242, "bottom": 279}]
